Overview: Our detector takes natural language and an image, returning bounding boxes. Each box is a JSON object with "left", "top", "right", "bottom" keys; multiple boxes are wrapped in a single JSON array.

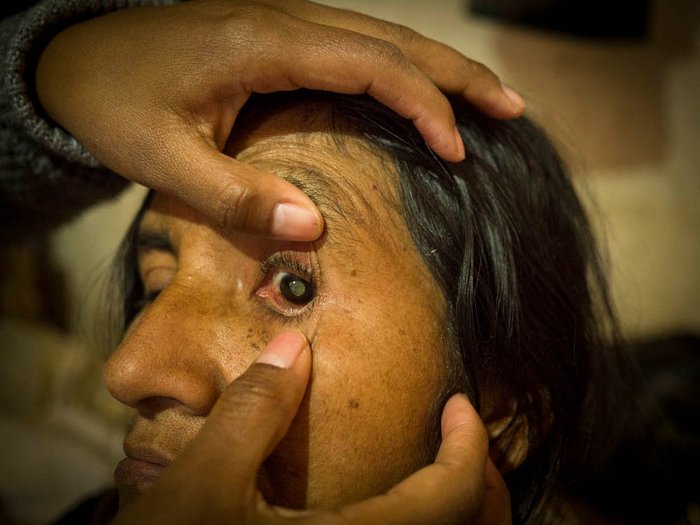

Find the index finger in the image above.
[
  {"left": 474, "top": 459, "right": 512, "bottom": 525},
  {"left": 335, "top": 394, "right": 494, "bottom": 525},
  {"left": 265, "top": 0, "right": 525, "bottom": 119},
  {"left": 269, "top": 21, "right": 464, "bottom": 161}
]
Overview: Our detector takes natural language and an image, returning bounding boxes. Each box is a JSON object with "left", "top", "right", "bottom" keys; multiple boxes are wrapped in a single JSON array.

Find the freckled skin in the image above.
[{"left": 104, "top": 103, "right": 452, "bottom": 510}]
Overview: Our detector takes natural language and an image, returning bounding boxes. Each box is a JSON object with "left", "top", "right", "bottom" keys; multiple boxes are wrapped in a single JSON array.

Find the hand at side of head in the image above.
[
  {"left": 110, "top": 331, "right": 510, "bottom": 525},
  {"left": 35, "top": 0, "right": 524, "bottom": 242},
  {"left": 333, "top": 394, "right": 512, "bottom": 525}
]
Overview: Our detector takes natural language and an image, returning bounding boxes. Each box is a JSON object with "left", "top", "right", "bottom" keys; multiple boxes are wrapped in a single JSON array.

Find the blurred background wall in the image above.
[{"left": 1, "top": 0, "right": 698, "bottom": 523}]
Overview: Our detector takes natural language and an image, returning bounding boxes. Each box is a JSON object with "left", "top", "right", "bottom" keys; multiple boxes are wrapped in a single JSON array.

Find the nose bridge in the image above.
[{"left": 104, "top": 284, "right": 244, "bottom": 416}]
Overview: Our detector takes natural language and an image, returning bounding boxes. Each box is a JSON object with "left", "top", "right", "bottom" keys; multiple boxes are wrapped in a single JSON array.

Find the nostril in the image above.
[
  {"left": 104, "top": 337, "right": 224, "bottom": 417},
  {"left": 102, "top": 293, "right": 233, "bottom": 418},
  {"left": 134, "top": 396, "right": 188, "bottom": 419}
]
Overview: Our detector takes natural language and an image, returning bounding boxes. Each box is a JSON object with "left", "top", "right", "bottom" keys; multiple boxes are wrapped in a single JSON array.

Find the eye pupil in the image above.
[
  {"left": 288, "top": 279, "right": 306, "bottom": 297},
  {"left": 280, "top": 273, "right": 314, "bottom": 304}
]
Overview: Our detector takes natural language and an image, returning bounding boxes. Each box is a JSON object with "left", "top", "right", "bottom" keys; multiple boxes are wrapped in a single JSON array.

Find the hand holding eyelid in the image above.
[
  {"left": 110, "top": 332, "right": 511, "bottom": 525},
  {"left": 35, "top": 0, "right": 524, "bottom": 243}
]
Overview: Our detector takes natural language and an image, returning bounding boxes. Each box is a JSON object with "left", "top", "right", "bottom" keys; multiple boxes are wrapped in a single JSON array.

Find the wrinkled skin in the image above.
[{"left": 105, "top": 102, "right": 456, "bottom": 509}]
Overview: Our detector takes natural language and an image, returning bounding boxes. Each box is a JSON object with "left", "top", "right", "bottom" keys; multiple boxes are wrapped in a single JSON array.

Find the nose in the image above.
[{"left": 104, "top": 285, "right": 238, "bottom": 417}]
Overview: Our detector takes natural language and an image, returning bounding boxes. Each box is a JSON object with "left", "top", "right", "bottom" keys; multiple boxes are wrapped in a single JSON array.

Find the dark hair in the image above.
[
  {"left": 242, "top": 90, "right": 629, "bottom": 523},
  {"left": 313, "top": 94, "right": 696, "bottom": 525},
  {"left": 346, "top": 97, "right": 624, "bottom": 522},
  {"left": 113, "top": 92, "right": 635, "bottom": 524}
]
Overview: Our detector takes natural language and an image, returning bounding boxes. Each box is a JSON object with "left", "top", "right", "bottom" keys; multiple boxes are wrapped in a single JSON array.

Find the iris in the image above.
[{"left": 279, "top": 273, "right": 315, "bottom": 304}]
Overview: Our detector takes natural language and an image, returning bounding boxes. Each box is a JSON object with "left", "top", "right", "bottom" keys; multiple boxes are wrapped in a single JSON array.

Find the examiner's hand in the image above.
[
  {"left": 35, "top": 0, "right": 525, "bottom": 242},
  {"left": 110, "top": 331, "right": 512, "bottom": 525}
]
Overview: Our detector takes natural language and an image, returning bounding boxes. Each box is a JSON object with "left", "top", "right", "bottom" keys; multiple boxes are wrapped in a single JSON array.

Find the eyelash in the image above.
[
  {"left": 136, "top": 289, "right": 161, "bottom": 308},
  {"left": 259, "top": 253, "right": 314, "bottom": 282},
  {"left": 128, "top": 253, "right": 317, "bottom": 325},
  {"left": 258, "top": 252, "right": 317, "bottom": 321}
]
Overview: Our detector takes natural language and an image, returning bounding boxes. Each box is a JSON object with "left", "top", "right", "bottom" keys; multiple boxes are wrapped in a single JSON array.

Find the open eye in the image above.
[
  {"left": 256, "top": 252, "right": 317, "bottom": 317},
  {"left": 274, "top": 271, "right": 315, "bottom": 305}
]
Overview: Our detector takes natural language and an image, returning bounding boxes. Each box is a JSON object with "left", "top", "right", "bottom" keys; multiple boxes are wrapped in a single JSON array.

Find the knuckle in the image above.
[
  {"left": 217, "top": 178, "right": 256, "bottom": 232},
  {"left": 226, "top": 3, "right": 276, "bottom": 29},
  {"left": 370, "top": 39, "right": 409, "bottom": 68},
  {"left": 222, "top": 369, "right": 287, "bottom": 416},
  {"left": 379, "top": 20, "right": 420, "bottom": 48},
  {"left": 462, "top": 57, "right": 499, "bottom": 83},
  {"left": 217, "top": 4, "right": 282, "bottom": 48}
]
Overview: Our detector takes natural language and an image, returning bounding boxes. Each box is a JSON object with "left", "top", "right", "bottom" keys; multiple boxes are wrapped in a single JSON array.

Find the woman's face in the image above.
[{"left": 104, "top": 103, "right": 453, "bottom": 509}]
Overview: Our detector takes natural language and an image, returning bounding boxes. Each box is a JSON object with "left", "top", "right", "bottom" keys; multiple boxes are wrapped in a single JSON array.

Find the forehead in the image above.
[
  {"left": 141, "top": 101, "right": 413, "bottom": 258},
  {"left": 226, "top": 100, "right": 405, "bottom": 244}
]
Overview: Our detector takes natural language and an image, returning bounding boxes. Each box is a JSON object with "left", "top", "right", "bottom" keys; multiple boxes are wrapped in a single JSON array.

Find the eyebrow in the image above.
[
  {"left": 278, "top": 166, "right": 377, "bottom": 241},
  {"left": 132, "top": 163, "right": 388, "bottom": 248}
]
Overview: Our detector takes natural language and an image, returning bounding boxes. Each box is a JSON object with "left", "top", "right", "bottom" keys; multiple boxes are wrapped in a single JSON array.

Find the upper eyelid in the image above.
[
  {"left": 259, "top": 251, "right": 317, "bottom": 281},
  {"left": 136, "top": 230, "right": 177, "bottom": 257},
  {"left": 140, "top": 264, "right": 175, "bottom": 285}
]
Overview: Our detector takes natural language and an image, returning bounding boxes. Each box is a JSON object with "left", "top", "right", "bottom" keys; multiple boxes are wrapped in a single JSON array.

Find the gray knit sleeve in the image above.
[{"left": 0, "top": 0, "right": 178, "bottom": 241}]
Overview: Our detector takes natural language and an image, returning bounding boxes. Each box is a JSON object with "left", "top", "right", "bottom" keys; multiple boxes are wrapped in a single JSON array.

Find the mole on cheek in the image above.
[{"left": 348, "top": 399, "right": 360, "bottom": 409}]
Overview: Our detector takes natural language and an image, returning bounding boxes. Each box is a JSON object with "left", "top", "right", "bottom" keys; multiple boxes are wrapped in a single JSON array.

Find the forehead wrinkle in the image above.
[
  {"left": 233, "top": 124, "right": 403, "bottom": 240},
  {"left": 235, "top": 128, "right": 409, "bottom": 255},
  {"left": 285, "top": 169, "right": 356, "bottom": 220},
  {"left": 275, "top": 165, "right": 380, "bottom": 245}
]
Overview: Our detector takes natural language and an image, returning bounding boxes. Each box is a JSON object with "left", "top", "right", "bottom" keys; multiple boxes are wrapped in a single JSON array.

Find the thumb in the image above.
[
  {"left": 111, "top": 332, "right": 312, "bottom": 524},
  {"left": 154, "top": 332, "right": 311, "bottom": 503},
  {"left": 150, "top": 136, "right": 324, "bottom": 241},
  {"left": 183, "top": 331, "right": 312, "bottom": 484},
  {"left": 473, "top": 458, "right": 512, "bottom": 525},
  {"left": 339, "top": 394, "right": 491, "bottom": 525}
]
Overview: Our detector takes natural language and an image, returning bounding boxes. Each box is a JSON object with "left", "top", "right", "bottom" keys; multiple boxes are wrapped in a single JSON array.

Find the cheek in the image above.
[
  {"left": 282, "top": 292, "right": 447, "bottom": 507},
  {"left": 207, "top": 316, "right": 274, "bottom": 384}
]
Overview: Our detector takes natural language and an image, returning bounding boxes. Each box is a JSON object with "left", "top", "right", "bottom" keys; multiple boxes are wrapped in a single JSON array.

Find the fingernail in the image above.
[
  {"left": 502, "top": 84, "right": 525, "bottom": 112},
  {"left": 255, "top": 331, "right": 307, "bottom": 369},
  {"left": 454, "top": 127, "right": 465, "bottom": 160},
  {"left": 272, "top": 203, "right": 320, "bottom": 241}
]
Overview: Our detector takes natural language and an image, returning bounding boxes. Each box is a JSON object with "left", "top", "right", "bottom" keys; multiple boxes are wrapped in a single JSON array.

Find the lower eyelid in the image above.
[
  {"left": 142, "top": 266, "right": 175, "bottom": 292},
  {"left": 261, "top": 301, "right": 315, "bottom": 324},
  {"left": 255, "top": 276, "right": 316, "bottom": 317}
]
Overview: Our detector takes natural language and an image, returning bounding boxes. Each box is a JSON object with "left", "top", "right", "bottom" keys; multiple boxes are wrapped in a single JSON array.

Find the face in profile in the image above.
[{"left": 104, "top": 100, "right": 456, "bottom": 509}]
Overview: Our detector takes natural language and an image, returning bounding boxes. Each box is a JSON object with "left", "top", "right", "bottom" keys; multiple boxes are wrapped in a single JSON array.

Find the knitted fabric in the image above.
[{"left": 0, "top": 0, "right": 178, "bottom": 241}]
